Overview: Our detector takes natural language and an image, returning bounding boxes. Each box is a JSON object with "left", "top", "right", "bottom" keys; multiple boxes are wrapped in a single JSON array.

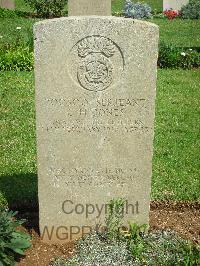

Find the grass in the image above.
[
  {"left": 152, "top": 69, "right": 200, "bottom": 201},
  {"left": 0, "top": 17, "right": 37, "bottom": 47},
  {"left": 14, "top": 0, "right": 162, "bottom": 13},
  {"left": 15, "top": 0, "right": 32, "bottom": 12},
  {"left": 0, "top": 71, "right": 37, "bottom": 208},
  {"left": 112, "top": 0, "right": 162, "bottom": 13},
  {"left": 0, "top": 69, "right": 199, "bottom": 208},
  {"left": 117, "top": 0, "right": 200, "bottom": 48},
  {"left": 152, "top": 18, "right": 200, "bottom": 47},
  {"left": 1, "top": 18, "right": 199, "bottom": 48},
  {"left": 1, "top": 7, "right": 200, "bottom": 48},
  {"left": 0, "top": 0, "right": 199, "bottom": 206}
]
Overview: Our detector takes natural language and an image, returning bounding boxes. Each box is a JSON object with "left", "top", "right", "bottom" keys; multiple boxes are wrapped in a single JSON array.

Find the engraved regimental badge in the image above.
[{"left": 68, "top": 36, "right": 124, "bottom": 92}]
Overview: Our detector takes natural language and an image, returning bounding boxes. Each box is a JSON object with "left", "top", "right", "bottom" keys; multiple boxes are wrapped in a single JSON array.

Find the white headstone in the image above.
[
  {"left": 68, "top": 0, "right": 111, "bottom": 16},
  {"left": 0, "top": 0, "right": 15, "bottom": 10},
  {"left": 163, "top": 0, "right": 189, "bottom": 11},
  {"left": 35, "top": 1, "right": 159, "bottom": 243}
]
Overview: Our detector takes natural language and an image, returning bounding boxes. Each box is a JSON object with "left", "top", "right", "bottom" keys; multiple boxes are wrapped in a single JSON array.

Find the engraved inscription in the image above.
[
  {"left": 46, "top": 119, "right": 149, "bottom": 134},
  {"left": 68, "top": 36, "right": 124, "bottom": 91},
  {"left": 49, "top": 167, "right": 139, "bottom": 188},
  {"left": 44, "top": 97, "right": 151, "bottom": 135}
]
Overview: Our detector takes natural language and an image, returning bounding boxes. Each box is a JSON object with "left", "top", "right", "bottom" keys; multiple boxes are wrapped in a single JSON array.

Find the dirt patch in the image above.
[
  {"left": 150, "top": 201, "right": 200, "bottom": 244},
  {"left": 18, "top": 231, "right": 74, "bottom": 266},
  {"left": 18, "top": 201, "right": 200, "bottom": 266}
]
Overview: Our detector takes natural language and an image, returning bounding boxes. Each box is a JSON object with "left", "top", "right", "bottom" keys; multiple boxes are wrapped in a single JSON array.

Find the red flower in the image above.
[{"left": 163, "top": 9, "right": 179, "bottom": 20}]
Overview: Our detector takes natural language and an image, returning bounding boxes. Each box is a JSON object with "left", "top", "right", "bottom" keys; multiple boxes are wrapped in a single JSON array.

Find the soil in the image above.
[{"left": 17, "top": 201, "right": 200, "bottom": 266}]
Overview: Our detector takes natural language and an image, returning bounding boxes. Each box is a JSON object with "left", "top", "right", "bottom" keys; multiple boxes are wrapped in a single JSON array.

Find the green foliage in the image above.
[
  {"left": 0, "top": 208, "right": 31, "bottom": 266},
  {"left": 0, "top": 17, "right": 37, "bottom": 49},
  {"left": 152, "top": 69, "right": 200, "bottom": 201},
  {"left": 0, "top": 71, "right": 36, "bottom": 209},
  {"left": 0, "top": 21, "right": 34, "bottom": 71},
  {"left": 53, "top": 231, "right": 200, "bottom": 265},
  {"left": 105, "top": 198, "right": 125, "bottom": 240},
  {"left": 127, "top": 223, "right": 147, "bottom": 259},
  {"left": 0, "top": 8, "right": 18, "bottom": 18},
  {"left": 138, "top": 231, "right": 200, "bottom": 265},
  {"left": 1, "top": 43, "right": 199, "bottom": 71},
  {"left": 158, "top": 42, "right": 200, "bottom": 69},
  {"left": 24, "top": 0, "right": 68, "bottom": 18},
  {"left": 0, "top": 69, "right": 199, "bottom": 208},
  {"left": 0, "top": 7, "right": 30, "bottom": 19},
  {"left": 0, "top": 197, "right": 8, "bottom": 209},
  {"left": 123, "top": 0, "right": 152, "bottom": 19},
  {"left": 105, "top": 199, "right": 148, "bottom": 259},
  {"left": 53, "top": 233, "right": 135, "bottom": 266},
  {"left": 1, "top": 42, "right": 200, "bottom": 71},
  {"left": 150, "top": 18, "right": 200, "bottom": 48},
  {"left": 181, "top": 0, "right": 200, "bottom": 19},
  {"left": 180, "top": 241, "right": 200, "bottom": 265},
  {"left": 52, "top": 199, "right": 200, "bottom": 266},
  {"left": 0, "top": 46, "right": 33, "bottom": 71},
  {"left": 112, "top": 0, "right": 163, "bottom": 13},
  {"left": 15, "top": 0, "right": 33, "bottom": 13}
]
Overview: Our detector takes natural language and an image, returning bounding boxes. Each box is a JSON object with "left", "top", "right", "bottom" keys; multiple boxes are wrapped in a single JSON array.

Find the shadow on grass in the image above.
[
  {"left": 0, "top": 172, "right": 40, "bottom": 233},
  {"left": 17, "top": 210, "right": 39, "bottom": 235},
  {"left": 0, "top": 172, "right": 38, "bottom": 211}
]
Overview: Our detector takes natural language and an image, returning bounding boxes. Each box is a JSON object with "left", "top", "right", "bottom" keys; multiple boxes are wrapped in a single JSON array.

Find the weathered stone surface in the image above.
[
  {"left": 163, "top": 0, "right": 189, "bottom": 11},
  {"left": 68, "top": 0, "right": 111, "bottom": 16},
  {"left": 34, "top": 17, "right": 159, "bottom": 243},
  {"left": 0, "top": 0, "right": 15, "bottom": 9}
]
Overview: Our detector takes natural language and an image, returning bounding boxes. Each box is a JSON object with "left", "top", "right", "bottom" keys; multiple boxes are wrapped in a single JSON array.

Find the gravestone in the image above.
[
  {"left": 163, "top": 0, "right": 189, "bottom": 11},
  {"left": 68, "top": 0, "right": 111, "bottom": 16},
  {"left": 34, "top": 0, "right": 159, "bottom": 243},
  {"left": 0, "top": 0, "right": 15, "bottom": 10}
]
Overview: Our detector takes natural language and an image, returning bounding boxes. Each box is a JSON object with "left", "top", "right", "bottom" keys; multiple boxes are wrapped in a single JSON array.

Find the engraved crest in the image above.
[
  {"left": 78, "top": 53, "right": 113, "bottom": 91},
  {"left": 77, "top": 36, "right": 115, "bottom": 91},
  {"left": 78, "top": 36, "right": 115, "bottom": 58},
  {"left": 68, "top": 35, "right": 124, "bottom": 92}
]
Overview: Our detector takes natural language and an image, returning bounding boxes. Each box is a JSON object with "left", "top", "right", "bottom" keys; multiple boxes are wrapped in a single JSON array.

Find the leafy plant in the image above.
[
  {"left": 14, "top": 27, "right": 34, "bottom": 52},
  {"left": 105, "top": 198, "right": 125, "bottom": 240},
  {"left": 0, "top": 42, "right": 199, "bottom": 71},
  {"left": 158, "top": 42, "right": 200, "bottom": 69},
  {"left": 24, "top": 0, "right": 68, "bottom": 18},
  {"left": 123, "top": 0, "right": 152, "bottom": 19},
  {"left": 0, "top": 46, "right": 34, "bottom": 71},
  {"left": 0, "top": 25, "right": 34, "bottom": 71},
  {"left": 0, "top": 196, "right": 8, "bottom": 210},
  {"left": 126, "top": 223, "right": 147, "bottom": 259},
  {"left": 153, "top": 12, "right": 166, "bottom": 19},
  {"left": 181, "top": 0, "right": 200, "bottom": 19},
  {"left": 0, "top": 208, "right": 31, "bottom": 266},
  {"left": 51, "top": 198, "right": 200, "bottom": 266},
  {"left": 53, "top": 233, "right": 135, "bottom": 266},
  {"left": 0, "top": 8, "right": 30, "bottom": 19},
  {"left": 180, "top": 241, "right": 200, "bottom": 265}
]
